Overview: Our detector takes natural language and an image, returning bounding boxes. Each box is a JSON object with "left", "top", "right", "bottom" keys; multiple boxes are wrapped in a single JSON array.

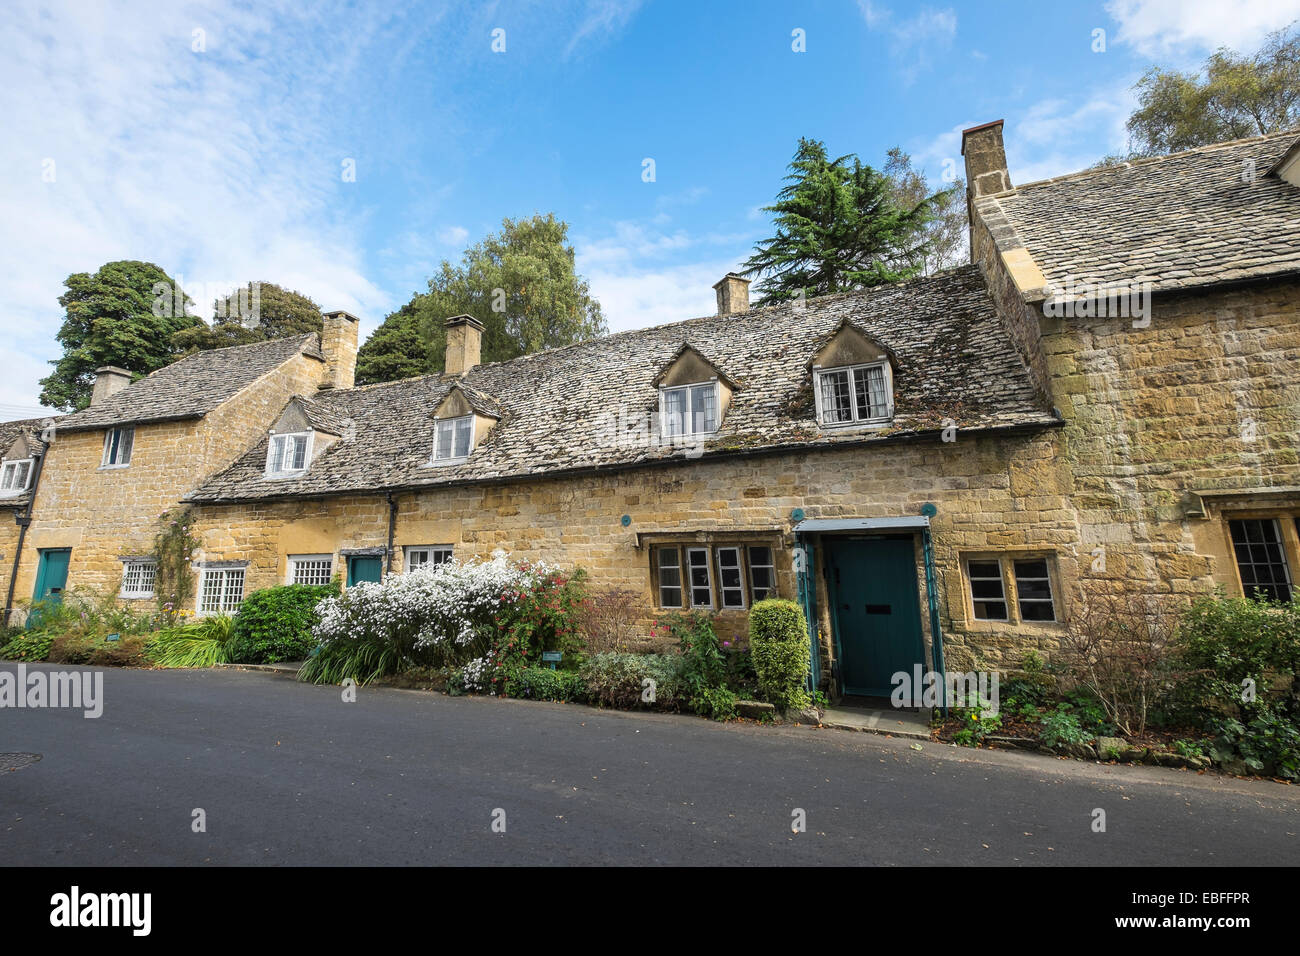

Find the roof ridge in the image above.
[{"left": 995, "top": 127, "right": 1300, "bottom": 197}]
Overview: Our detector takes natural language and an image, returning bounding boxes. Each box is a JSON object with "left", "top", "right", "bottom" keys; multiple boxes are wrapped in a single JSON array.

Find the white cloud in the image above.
[
  {"left": 857, "top": 1, "right": 957, "bottom": 81},
  {"left": 563, "top": 0, "right": 646, "bottom": 58},
  {"left": 1105, "top": 0, "right": 1300, "bottom": 57},
  {"left": 437, "top": 226, "right": 471, "bottom": 246}
]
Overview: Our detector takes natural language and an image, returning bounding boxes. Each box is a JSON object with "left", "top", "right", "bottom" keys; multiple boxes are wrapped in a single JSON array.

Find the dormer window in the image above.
[
  {"left": 432, "top": 415, "right": 473, "bottom": 463},
  {"left": 815, "top": 361, "right": 893, "bottom": 427},
  {"left": 266, "top": 432, "right": 312, "bottom": 477},
  {"left": 0, "top": 458, "right": 33, "bottom": 495},
  {"left": 660, "top": 381, "right": 719, "bottom": 437}
]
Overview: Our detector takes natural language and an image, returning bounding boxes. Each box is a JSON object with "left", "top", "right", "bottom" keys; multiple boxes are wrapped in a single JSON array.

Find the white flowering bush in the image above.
[{"left": 300, "top": 551, "right": 569, "bottom": 684}]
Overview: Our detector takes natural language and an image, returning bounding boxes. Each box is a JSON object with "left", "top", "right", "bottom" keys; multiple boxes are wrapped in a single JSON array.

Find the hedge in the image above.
[
  {"left": 749, "top": 599, "right": 811, "bottom": 712},
  {"left": 229, "top": 583, "right": 338, "bottom": 664}
]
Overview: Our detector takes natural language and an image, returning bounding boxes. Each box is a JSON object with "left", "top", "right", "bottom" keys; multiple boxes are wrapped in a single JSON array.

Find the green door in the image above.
[
  {"left": 33, "top": 548, "right": 71, "bottom": 604},
  {"left": 347, "top": 556, "right": 383, "bottom": 586},
  {"left": 828, "top": 537, "right": 925, "bottom": 698}
]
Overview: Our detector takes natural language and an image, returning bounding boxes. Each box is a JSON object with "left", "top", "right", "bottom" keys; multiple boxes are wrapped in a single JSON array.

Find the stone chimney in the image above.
[
  {"left": 320, "top": 310, "right": 360, "bottom": 390},
  {"left": 444, "top": 314, "right": 484, "bottom": 376},
  {"left": 961, "top": 119, "right": 1011, "bottom": 200},
  {"left": 91, "top": 366, "right": 132, "bottom": 406},
  {"left": 713, "top": 273, "right": 751, "bottom": 315}
]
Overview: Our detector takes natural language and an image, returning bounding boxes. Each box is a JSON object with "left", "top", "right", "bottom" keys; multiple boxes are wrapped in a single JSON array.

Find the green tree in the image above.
[
  {"left": 39, "top": 260, "right": 201, "bottom": 411},
  {"left": 356, "top": 213, "right": 606, "bottom": 384},
  {"left": 171, "top": 282, "right": 324, "bottom": 353},
  {"left": 743, "top": 138, "right": 938, "bottom": 306},
  {"left": 1125, "top": 23, "right": 1300, "bottom": 156},
  {"left": 882, "top": 147, "right": 966, "bottom": 274}
]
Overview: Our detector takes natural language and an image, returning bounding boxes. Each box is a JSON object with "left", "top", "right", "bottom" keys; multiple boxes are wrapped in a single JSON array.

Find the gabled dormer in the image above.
[
  {"left": 428, "top": 383, "right": 499, "bottom": 466},
  {"left": 1267, "top": 134, "right": 1300, "bottom": 188},
  {"left": 264, "top": 396, "right": 347, "bottom": 479},
  {"left": 653, "top": 344, "right": 736, "bottom": 439},
  {"left": 809, "top": 321, "right": 896, "bottom": 428},
  {"left": 0, "top": 431, "right": 37, "bottom": 497}
]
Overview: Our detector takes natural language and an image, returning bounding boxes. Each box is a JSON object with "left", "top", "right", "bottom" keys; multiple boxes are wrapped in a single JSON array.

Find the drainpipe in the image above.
[
  {"left": 921, "top": 525, "right": 948, "bottom": 716},
  {"left": 3, "top": 449, "right": 46, "bottom": 627},
  {"left": 385, "top": 492, "right": 398, "bottom": 577},
  {"left": 795, "top": 531, "right": 820, "bottom": 692}
]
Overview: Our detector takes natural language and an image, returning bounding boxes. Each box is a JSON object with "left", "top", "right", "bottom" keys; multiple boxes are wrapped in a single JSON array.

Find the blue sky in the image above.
[{"left": 3, "top": 0, "right": 1298, "bottom": 417}]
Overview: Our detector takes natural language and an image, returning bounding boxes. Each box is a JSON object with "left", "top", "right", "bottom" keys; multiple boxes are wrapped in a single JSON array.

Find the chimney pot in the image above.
[
  {"left": 444, "top": 314, "right": 485, "bottom": 376},
  {"left": 320, "top": 310, "right": 360, "bottom": 390},
  {"left": 91, "top": 366, "right": 133, "bottom": 406},
  {"left": 712, "top": 273, "right": 751, "bottom": 315}
]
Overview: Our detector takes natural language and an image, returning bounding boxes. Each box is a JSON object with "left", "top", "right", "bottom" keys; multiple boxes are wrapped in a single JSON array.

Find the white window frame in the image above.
[
  {"left": 659, "top": 380, "right": 720, "bottom": 438},
  {"left": 813, "top": 361, "right": 893, "bottom": 428},
  {"left": 965, "top": 558, "right": 1009, "bottom": 622},
  {"left": 287, "top": 553, "right": 334, "bottom": 586},
  {"left": 685, "top": 546, "right": 714, "bottom": 609},
  {"left": 430, "top": 415, "right": 474, "bottom": 464},
  {"left": 120, "top": 560, "right": 157, "bottom": 600},
  {"left": 0, "top": 458, "right": 33, "bottom": 496},
  {"left": 654, "top": 546, "right": 684, "bottom": 609},
  {"left": 1011, "top": 558, "right": 1057, "bottom": 622},
  {"left": 101, "top": 426, "right": 135, "bottom": 468},
  {"left": 715, "top": 546, "right": 747, "bottom": 609},
  {"left": 265, "top": 431, "right": 313, "bottom": 478},
  {"left": 405, "top": 546, "right": 454, "bottom": 572},
  {"left": 197, "top": 567, "right": 245, "bottom": 615}
]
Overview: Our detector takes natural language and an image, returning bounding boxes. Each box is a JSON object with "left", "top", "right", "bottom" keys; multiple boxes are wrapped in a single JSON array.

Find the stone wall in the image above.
[{"left": 14, "top": 350, "right": 326, "bottom": 604}]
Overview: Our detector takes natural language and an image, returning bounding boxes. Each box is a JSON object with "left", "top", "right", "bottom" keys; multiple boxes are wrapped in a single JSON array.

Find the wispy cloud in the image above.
[
  {"left": 857, "top": 1, "right": 957, "bottom": 82},
  {"left": 1105, "top": 0, "right": 1300, "bottom": 58},
  {"left": 563, "top": 0, "right": 645, "bottom": 58}
]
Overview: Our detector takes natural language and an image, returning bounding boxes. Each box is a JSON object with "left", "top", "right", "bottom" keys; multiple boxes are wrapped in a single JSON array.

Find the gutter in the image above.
[
  {"left": 3, "top": 449, "right": 46, "bottom": 627},
  {"left": 186, "top": 417, "right": 1065, "bottom": 508}
]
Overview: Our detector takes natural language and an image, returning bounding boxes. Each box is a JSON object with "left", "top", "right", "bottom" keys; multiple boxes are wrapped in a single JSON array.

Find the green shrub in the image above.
[
  {"left": 1175, "top": 592, "right": 1300, "bottom": 720},
  {"left": 146, "top": 614, "right": 239, "bottom": 668},
  {"left": 690, "top": 685, "right": 738, "bottom": 721},
  {"left": 748, "top": 599, "right": 811, "bottom": 712},
  {"left": 1040, "top": 707, "right": 1092, "bottom": 748},
  {"left": 952, "top": 693, "right": 1002, "bottom": 747},
  {"left": 510, "top": 667, "right": 586, "bottom": 703},
  {"left": 1208, "top": 707, "right": 1300, "bottom": 780},
  {"left": 229, "top": 583, "right": 337, "bottom": 664},
  {"left": 0, "top": 631, "right": 53, "bottom": 662},
  {"left": 580, "top": 653, "right": 684, "bottom": 709},
  {"left": 296, "top": 633, "right": 400, "bottom": 686}
]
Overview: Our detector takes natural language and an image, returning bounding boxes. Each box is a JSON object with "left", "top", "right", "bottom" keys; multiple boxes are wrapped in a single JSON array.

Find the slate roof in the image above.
[
  {"left": 977, "top": 130, "right": 1300, "bottom": 301},
  {"left": 0, "top": 416, "right": 57, "bottom": 508},
  {"left": 188, "top": 265, "right": 1058, "bottom": 504},
  {"left": 56, "top": 334, "right": 325, "bottom": 433}
]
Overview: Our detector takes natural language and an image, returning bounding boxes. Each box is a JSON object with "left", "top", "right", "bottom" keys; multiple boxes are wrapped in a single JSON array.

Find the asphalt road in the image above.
[{"left": 2, "top": 664, "right": 1297, "bottom": 866}]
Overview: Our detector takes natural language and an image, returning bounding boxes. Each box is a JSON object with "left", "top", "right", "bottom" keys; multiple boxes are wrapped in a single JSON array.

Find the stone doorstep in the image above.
[{"left": 818, "top": 706, "right": 932, "bottom": 741}]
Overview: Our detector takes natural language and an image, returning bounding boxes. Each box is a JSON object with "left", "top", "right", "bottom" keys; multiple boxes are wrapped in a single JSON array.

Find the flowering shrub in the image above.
[{"left": 301, "top": 552, "right": 586, "bottom": 686}]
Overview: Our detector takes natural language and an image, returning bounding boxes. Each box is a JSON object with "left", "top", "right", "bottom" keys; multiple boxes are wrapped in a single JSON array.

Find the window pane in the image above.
[
  {"left": 854, "top": 364, "right": 889, "bottom": 419},
  {"left": 1012, "top": 559, "right": 1056, "bottom": 622},
  {"left": 663, "top": 388, "right": 687, "bottom": 436},
  {"left": 291, "top": 435, "right": 308, "bottom": 470},
  {"left": 453, "top": 417, "right": 472, "bottom": 458},
  {"left": 1230, "top": 519, "right": 1292, "bottom": 602},
  {"left": 717, "top": 547, "right": 744, "bottom": 608},
  {"left": 968, "top": 560, "right": 1007, "bottom": 621},
  {"left": 748, "top": 546, "right": 775, "bottom": 600},
  {"left": 434, "top": 420, "right": 453, "bottom": 460},
  {"left": 687, "top": 548, "right": 711, "bottom": 607},
  {"left": 291, "top": 557, "right": 333, "bottom": 586},
  {"left": 819, "top": 370, "right": 853, "bottom": 424},
  {"left": 690, "top": 384, "right": 717, "bottom": 434},
  {"left": 268, "top": 436, "right": 284, "bottom": 472},
  {"left": 656, "top": 547, "right": 682, "bottom": 608},
  {"left": 119, "top": 428, "right": 134, "bottom": 464}
]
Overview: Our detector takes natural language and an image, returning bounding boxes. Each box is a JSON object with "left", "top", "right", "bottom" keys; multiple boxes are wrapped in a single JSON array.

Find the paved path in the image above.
[{"left": 2, "top": 664, "right": 1296, "bottom": 865}]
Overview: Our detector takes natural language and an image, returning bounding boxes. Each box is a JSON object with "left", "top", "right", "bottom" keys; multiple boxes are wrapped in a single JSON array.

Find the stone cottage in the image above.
[{"left": 4, "top": 120, "right": 1299, "bottom": 700}]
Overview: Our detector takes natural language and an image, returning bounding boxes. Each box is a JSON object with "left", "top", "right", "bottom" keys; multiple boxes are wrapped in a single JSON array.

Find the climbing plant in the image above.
[{"left": 153, "top": 507, "right": 199, "bottom": 620}]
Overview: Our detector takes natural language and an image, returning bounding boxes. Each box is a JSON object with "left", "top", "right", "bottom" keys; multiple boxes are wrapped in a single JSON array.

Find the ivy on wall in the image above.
[{"left": 153, "top": 506, "right": 199, "bottom": 618}]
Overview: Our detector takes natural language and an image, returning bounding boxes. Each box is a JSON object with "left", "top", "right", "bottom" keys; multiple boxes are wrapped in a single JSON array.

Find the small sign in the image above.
[
  {"left": 541, "top": 651, "right": 562, "bottom": 670},
  {"left": 105, "top": 633, "right": 120, "bottom": 642}
]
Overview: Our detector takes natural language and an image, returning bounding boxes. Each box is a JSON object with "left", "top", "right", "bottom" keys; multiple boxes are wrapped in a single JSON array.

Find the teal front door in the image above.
[
  {"left": 347, "top": 556, "right": 383, "bottom": 586},
  {"left": 827, "top": 537, "right": 925, "bottom": 698},
  {"left": 33, "top": 548, "right": 71, "bottom": 604}
]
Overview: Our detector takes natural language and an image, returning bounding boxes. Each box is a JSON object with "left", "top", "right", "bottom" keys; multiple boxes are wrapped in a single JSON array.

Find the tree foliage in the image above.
[
  {"left": 742, "top": 138, "right": 942, "bottom": 306},
  {"left": 39, "top": 260, "right": 201, "bottom": 411},
  {"left": 357, "top": 213, "right": 606, "bottom": 385},
  {"left": 171, "top": 282, "right": 323, "bottom": 353},
  {"left": 1123, "top": 23, "right": 1300, "bottom": 157},
  {"left": 881, "top": 147, "right": 967, "bottom": 274}
]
